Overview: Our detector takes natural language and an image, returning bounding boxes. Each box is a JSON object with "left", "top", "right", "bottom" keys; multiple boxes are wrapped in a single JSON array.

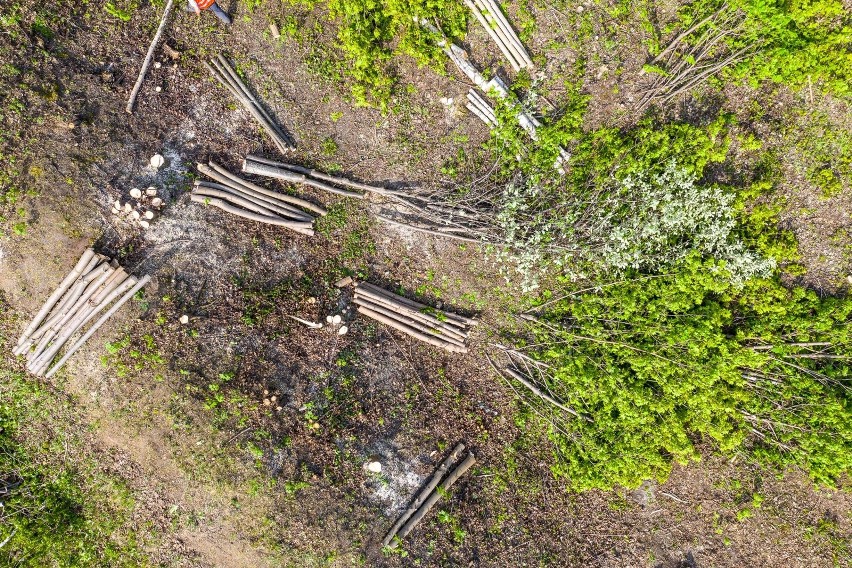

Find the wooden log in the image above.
[
  {"left": 389, "top": 453, "right": 476, "bottom": 547},
  {"left": 356, "top": 306, "right": 468, "bottom": 353},
  {"left": 353, "top": 291, "right": 468, "bottom": 341},
  {"left": 352, "top": 291, "right": 468, "bottom": 342},
  {"left": 464, "top": 0, "right": 522, "bottom": 71},
  {"left": 205, "top": 60, "right": 290, "bottom": 156},
  {"left": 352, "top": 294, "right": 468, "bottom": 347},
  {"left": 45, "top": 275, "right": 151, "bottom": 379},
  {"left": 242, "top": 159, "right": 364, "bottom": 199},
  {"left": 29, "top": 269, "right": 126, "bottom": 375},
  {"left": 207, "top": 160, "right": 326, "bottom": 216},
  {"left": 382, "top": 443, "right": 466, "bottom": 546},
  {"left": 358, "top": 282, "right": 477, "bottom": 326},
  {"left": 16, "top": 249, "right": 95, "bottom": 348},
  {"left": 195, "top": 180, "right": 310, "bottom": 222},
  {"left": 192, "top": 186, "right": 283, "bottom": 218},
  {"left": 126, "top": 0, "right": 175, "bottom": 113},
  {"left": 199, "top": 163, "right": 317, "bottom": 219},
  {"left": 215, "top": 54, "right": 293, "bottom": 148},
  {"left": 479, "top": 0, "right": 533, "bottom": 68},
  {"left": 190, "top": 194, "right": 314, "bottom": 236},
  {"left": 33, "top": 264, "right": 113, "bottom": 345},
  {"left": 245, "top": 154, "right": 402, "bottom": 197}
]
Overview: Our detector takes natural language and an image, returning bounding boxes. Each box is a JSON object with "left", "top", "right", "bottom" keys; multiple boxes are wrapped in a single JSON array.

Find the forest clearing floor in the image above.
[{"left": 0, "top": 0, "right": 850, "bottom": 566}]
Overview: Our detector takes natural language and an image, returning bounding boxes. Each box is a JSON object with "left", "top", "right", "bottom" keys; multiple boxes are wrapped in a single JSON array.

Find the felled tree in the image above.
[{"left": 515, "top": 254, "right": 852, "bottom": 491}]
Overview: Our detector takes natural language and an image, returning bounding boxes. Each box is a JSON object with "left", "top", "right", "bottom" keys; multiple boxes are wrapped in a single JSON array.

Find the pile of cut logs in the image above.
[
  {"left": 205, "top": 54, "right": 293, "bottom": 155},
  {"left": 463, "top": 0, "right": 533, "bottom": 72},
  {"left": 14, "top": 249, "right": 151, "bottom": 378},
  {"left": 194, "top": 161, "right": 324, "bottom": 235},
  {"left": 353, "top": 282, "right": 475, "bottom": 353},
  {"left": 383, "top": 443, "right": 476, "bottom": 548}
]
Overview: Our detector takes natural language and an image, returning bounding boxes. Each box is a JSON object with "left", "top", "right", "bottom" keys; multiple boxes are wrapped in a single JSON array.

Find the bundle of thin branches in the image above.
[
  {"left": 486, "top": 346, "right": 589, "bottom": 440},
  {"left": 353, "top": 282, "right": 476, "bottom": 353},
  {"left": 204, "top": 54, "right": 293, "bottom": 155},
  {"left": 193, "top": 160, "right": 321, "bottom": 235},
  {"left": 242, "top": 154, "right": 404, "bottom": 199},
  {"left": 463, "top": 0, "right": 533, "bottom": 72},
  {"left": 14, "top": 249, "right": 152, "bottom": 378},
  {"left": 382, "top": 442, "right": 475, "bottom": 548},
  {"left": 637, "top": 3, "right": 759, "bottom": 111}
]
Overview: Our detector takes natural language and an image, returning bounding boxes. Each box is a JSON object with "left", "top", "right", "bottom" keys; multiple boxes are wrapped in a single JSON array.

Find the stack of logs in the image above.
[
  {"left": 353, "top": 282, "right": 475, "bottom": 353},
  {"left": 243, "top": 154, "right": 403, "bottom": 199},
  {"left": 14, "top": 249, "right": 151, "bottom": 378},
  {"left": 382, "top": 443, "right": 476, "bottom": 548},
  {"left": 204, "top": 54, "right": 293, "bottom": 155},
  {"left": 463, "top": 0, "right": 533, "bottom": 72},
  {"left": 194, "top": 161, "right": 324, "bottom": 235}
]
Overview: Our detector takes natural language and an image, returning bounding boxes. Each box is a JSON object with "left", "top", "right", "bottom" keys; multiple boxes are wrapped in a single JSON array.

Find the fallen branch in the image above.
[
  {"left": 205, "top": 161, "right": 326, "bottom": 216},
  {"left": 382, "top": 443, "right": 466, "bottom": 546},
  {"left": 126, "top": 0, "right": 175, "bottom": 113},
  {"left": 388, "top": 452, "right": 477, "bottom": 547},
  {"left": 246, "top": 155, "right": 403, "bottom": 197},
  {"left": 190, "top": 194, "right": 314, "bottom": 235},
  {"left": 242, "top": 158, "right": 364, "bottom": 199}
]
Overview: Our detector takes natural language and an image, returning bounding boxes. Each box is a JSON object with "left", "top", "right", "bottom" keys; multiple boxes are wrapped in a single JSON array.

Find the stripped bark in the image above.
[{"left": 382, "top": 443, "right": 466, "bottom": 546}]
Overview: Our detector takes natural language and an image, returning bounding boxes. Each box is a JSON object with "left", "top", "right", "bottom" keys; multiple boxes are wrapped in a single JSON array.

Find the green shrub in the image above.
[
  {"left": 526, "top": 255, "right": 852, "bottom": 491},
  {"left": 294, "top": 0, "right": 467, "bottom": 109}
]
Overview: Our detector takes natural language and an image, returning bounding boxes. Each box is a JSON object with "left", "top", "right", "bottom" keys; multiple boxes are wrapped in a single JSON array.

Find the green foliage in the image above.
[
  {"left": 527, "top": 255, "right": 852, "bottom": 491},
  {"left": 0, "top": 370, "right": 146, "bottom": 565},
  {"left": 295, "top": 0, "right": 468, "bottom": 109},
  {"left": 672, "top": 0, "right": 852, "bottom": 96}
]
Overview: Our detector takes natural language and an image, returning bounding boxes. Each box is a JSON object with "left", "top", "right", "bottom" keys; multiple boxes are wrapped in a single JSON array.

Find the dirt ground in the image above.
[{"left": 1, "top": 0, "right": 850, "bottom": 566}]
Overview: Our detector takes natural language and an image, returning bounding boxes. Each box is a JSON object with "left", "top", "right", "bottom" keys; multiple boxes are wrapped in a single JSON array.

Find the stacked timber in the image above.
[
  {"left": 382, "top": 443, "right": 476, "bottom": 548},
  {"left": 353, "top": 282, "right": 475, "bottom": 353},
  {"left": 463, "top": 0, "right": 533, "bottom": 72},
  {"left": 204, "top": 54, "right": 293, "bottom": 155},
  {"left": 193, "top": 161, "right": 324, "bottom": 236},
  {"left": 14, "top": 249, "right": 151, "bottom": 378}
]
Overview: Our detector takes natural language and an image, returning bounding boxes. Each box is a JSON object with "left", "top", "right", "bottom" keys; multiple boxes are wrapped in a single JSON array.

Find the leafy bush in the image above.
[
  {"left": 294, "top": 0, "right": 467, "bottom": 108},
  {"left": 667, "top": 0, "right": 852, "bottom": 96},
  {"left": 525, "top": 255, "right": 852, "bottom": 491}
]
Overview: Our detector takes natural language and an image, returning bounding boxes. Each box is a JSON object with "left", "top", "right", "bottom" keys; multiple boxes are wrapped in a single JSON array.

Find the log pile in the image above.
[
  {"left": 204, "top": 54, "right": 293, "bottom": 155},
  {"left": 463, "top": 0, "right": 532, "bottom": 72},
  {"left": 14, "top": 249, "right": 151, "bottom": 378},
  {"left": 353, "top": 282, "right": 475, "bottom": 353},
  {"left": 242, "top": 154, "right": 402, "bottom": 199},
  {"left": 382, "top": 443, "right": 476, "bottom": 548},
  {"left": 193, "top": 160, "right": 323, "bottom": 236}
]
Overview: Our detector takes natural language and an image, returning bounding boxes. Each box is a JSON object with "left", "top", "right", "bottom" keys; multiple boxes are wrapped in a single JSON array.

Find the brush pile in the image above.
[
  {"left": 204, "top": 54, "right": 293, "bottom": 155},
  {"left": 353, "top": 282, "right": 475, "bottom": 353},
  {"left": 14, "top": 249, "right": 151, "bottom": 378},
  {"left": 193, "top": 161, "right": 323, "bottom": 235}
]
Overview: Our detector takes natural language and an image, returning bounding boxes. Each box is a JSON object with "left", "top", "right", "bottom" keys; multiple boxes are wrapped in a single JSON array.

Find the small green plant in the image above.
[{"left": 103, "top": 1, "right": 135, "bottom": 21}]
